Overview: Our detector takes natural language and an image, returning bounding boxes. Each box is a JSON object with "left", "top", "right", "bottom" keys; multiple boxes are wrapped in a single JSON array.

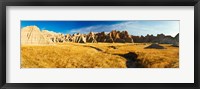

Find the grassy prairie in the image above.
[{"left": 21, "top": 43, "right": 179, "bottom": 68}]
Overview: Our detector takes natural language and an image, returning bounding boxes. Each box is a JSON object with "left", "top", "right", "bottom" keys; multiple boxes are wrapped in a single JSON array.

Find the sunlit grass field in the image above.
[{"left": 21, "top": 43, "right": 179, "bottom": 68}]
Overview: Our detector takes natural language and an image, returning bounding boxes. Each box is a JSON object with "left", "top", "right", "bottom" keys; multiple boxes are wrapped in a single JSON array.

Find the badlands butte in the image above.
[{"left": 21, "top": 26, "right": 179, "bottom": 68}]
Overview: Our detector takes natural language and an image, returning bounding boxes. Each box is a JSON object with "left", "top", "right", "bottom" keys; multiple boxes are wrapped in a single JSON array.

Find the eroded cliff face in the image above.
[
  {"left": 131, "top": 33, "right": 179, "bottom": 46},
  {"left": 21, "top": 26, "right": 179, "bottom": 46},
  {"left": 21, "top": 26, "right": 52, "bottom": 45}
]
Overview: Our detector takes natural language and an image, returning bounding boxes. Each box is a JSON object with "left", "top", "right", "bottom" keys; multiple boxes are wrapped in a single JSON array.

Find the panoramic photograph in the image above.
[{"left": 21, "top": 20, "right": 179, "bottom": 68}]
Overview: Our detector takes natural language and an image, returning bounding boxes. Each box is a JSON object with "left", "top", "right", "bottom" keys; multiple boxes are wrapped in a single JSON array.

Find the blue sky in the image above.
[{"left": 21, "top": 20, "right": 179, "bottom": 37}]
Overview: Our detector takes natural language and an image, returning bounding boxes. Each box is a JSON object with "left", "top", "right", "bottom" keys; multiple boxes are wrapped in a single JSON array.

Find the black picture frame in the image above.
[{"left": 0, "top": 0, "right": 199, "bottom": 89}]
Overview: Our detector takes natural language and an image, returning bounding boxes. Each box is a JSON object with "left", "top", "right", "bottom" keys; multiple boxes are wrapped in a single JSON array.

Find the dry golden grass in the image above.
[{"left": 21, "top": 43, "right": 179, "bottom": 68}]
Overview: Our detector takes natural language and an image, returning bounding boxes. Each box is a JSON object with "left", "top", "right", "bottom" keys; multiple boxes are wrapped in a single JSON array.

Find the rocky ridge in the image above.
[{"left": 21, "top": 26, "right": 179, "bottom": 46}]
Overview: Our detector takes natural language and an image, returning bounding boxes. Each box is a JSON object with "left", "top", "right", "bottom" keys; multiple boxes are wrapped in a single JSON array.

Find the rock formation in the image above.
[
  {"left": 21, "top": 26, "right": 52, "bottom": 45},
  {"left": 105, "top": 33, "right": 114, "bottom": 43},
  {"left": 72, "top": 33, "right": 86, "bottom": 43},
  {"left": 131, "top": 33, "right": 179, "bottom": 46},
  {"left": 96, "top": 32, "right": 107, "bottom": 42},
  {"left": 42, "top": 30, "right": 55, "bottom": 42},
  {"left": 145, "top": 43, "right": 165, "bottom": 49},
  {"left": 120, "top": 31, "right": 134, "bottom": 43},
  {"left": 21, "top": 26, "right": 179, "bottom": 45},
  {"left": 96, "top": 30, "right": 134, "bottom": 43},
  {"left": 42, "top": 30, "right": 66, "bottom": 43},
  {"left": 54, "top": 34, "right": 66, "bottom": 43},
  {"left": 86, "top": 32, "right": 97, "bottom": 43},
  {"left": 65, "top": 34, "right": 72, "bottom": 42},
  {"left": 173, "top": 33, "right": 179, "bottom": 47},
  {"left": 175, "top": 33, "right": 179, "bottom": 42},
  {"left": 109, "top": 30, "right": 125, "bottom": 43}
]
